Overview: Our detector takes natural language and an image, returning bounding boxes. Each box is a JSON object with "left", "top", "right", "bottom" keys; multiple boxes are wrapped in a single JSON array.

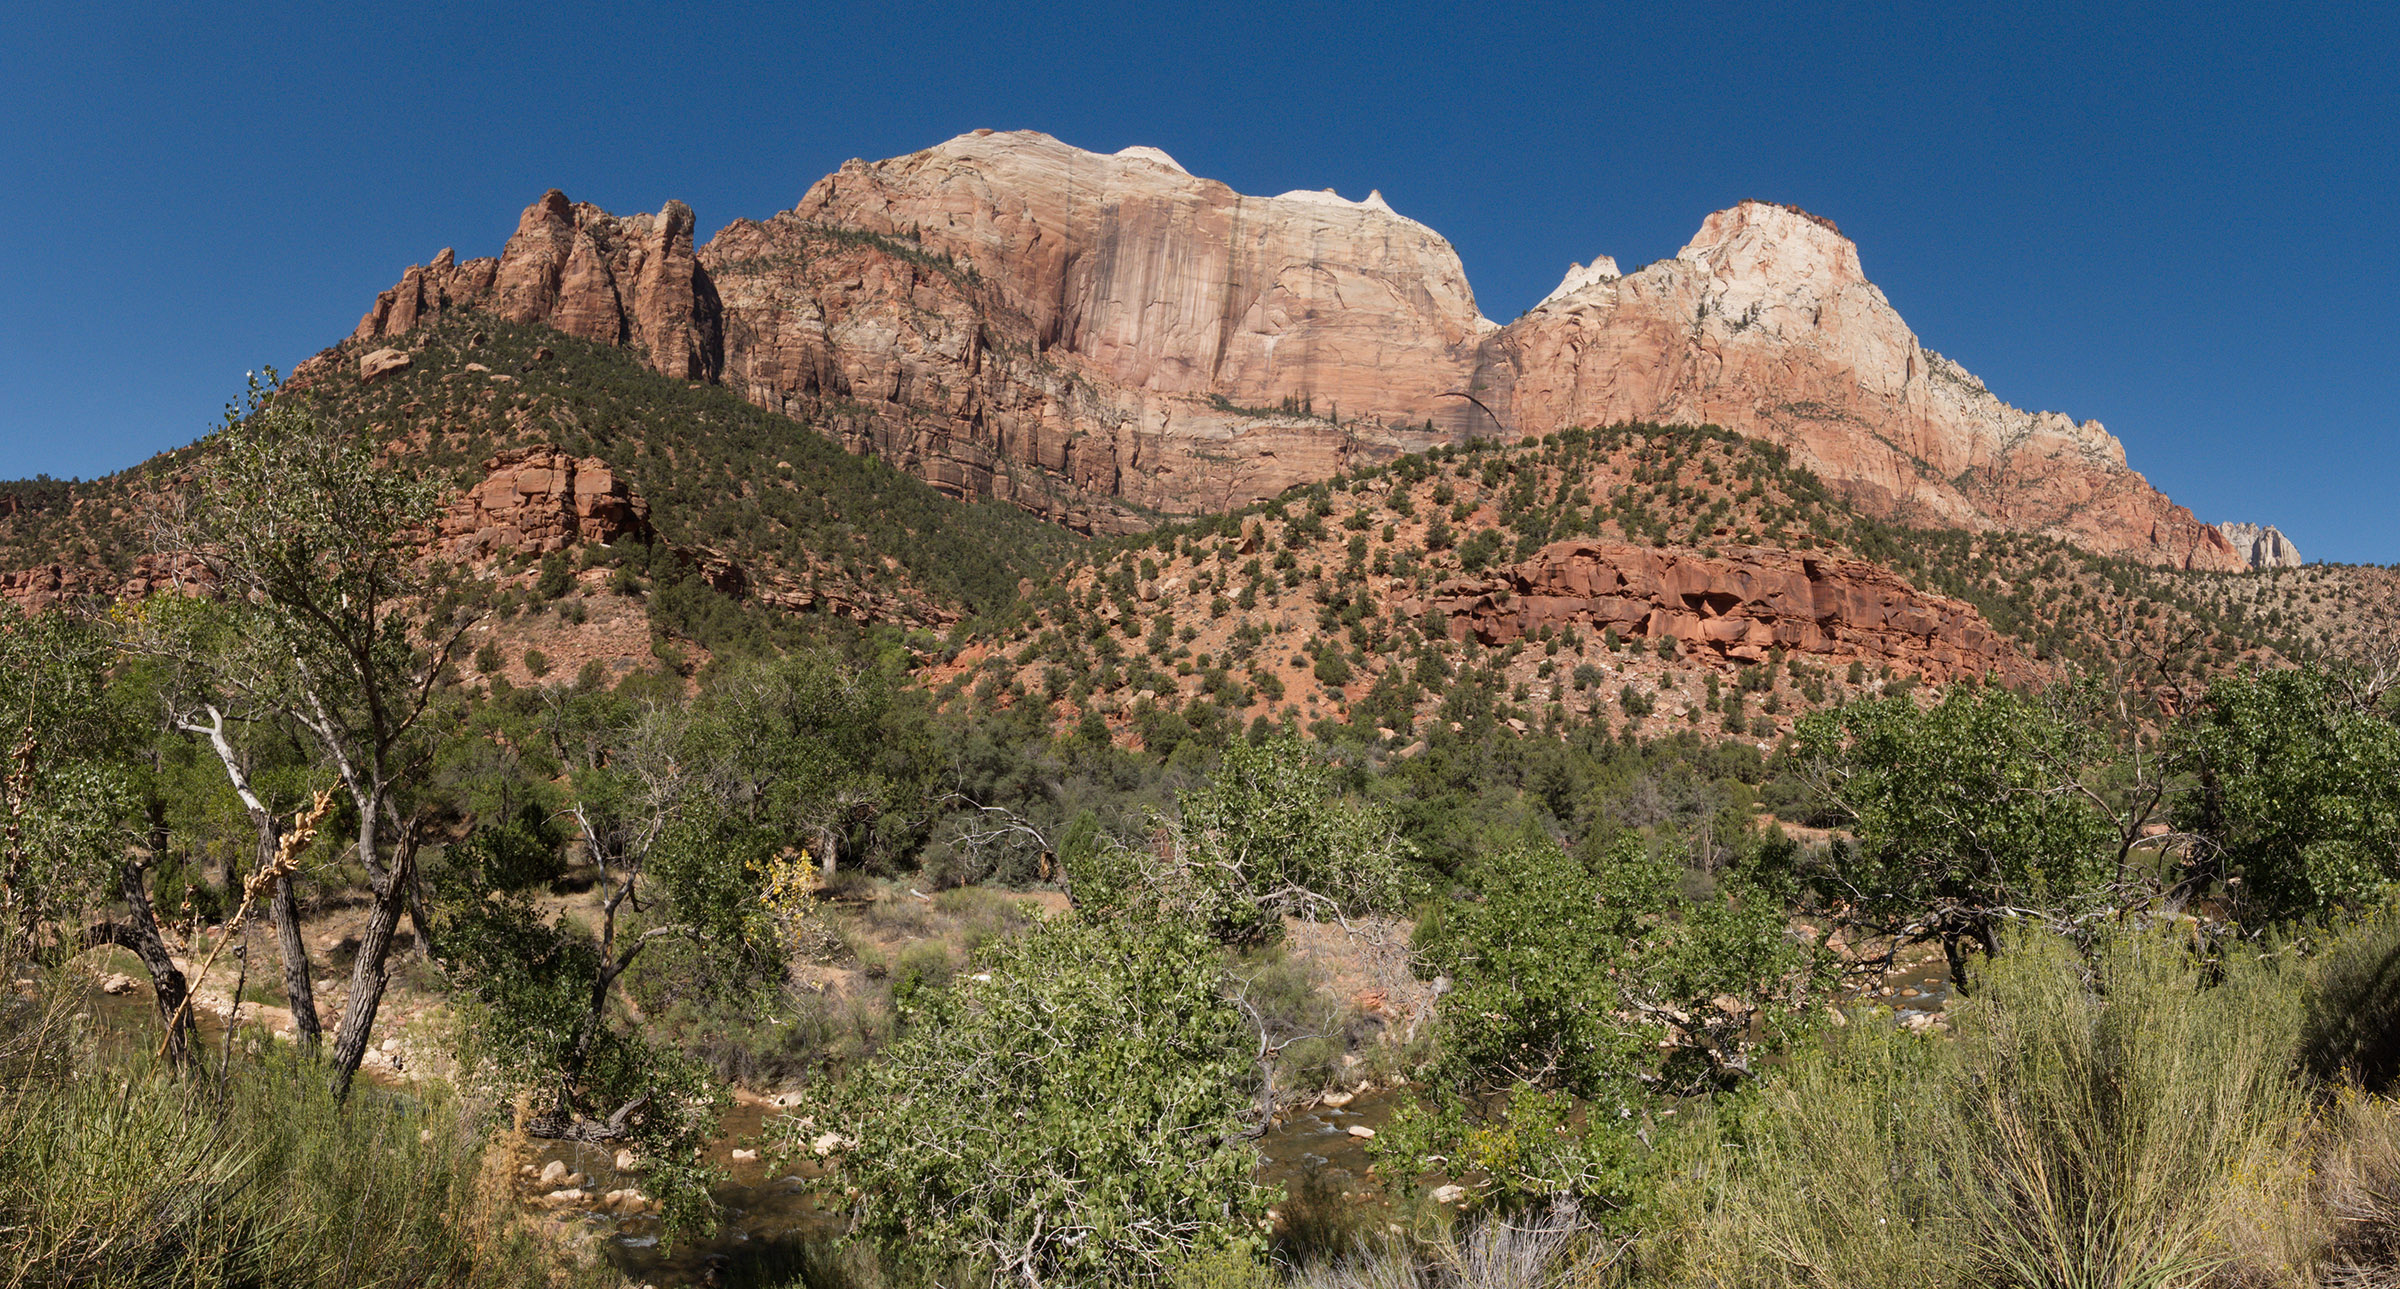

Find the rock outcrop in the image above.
[
  {"left": 356, "top": 193, "right": 721, "bottom": 382},
  {"left": 358, "top": 347, "right": 413, "bottom": 382},
  {"left": 439, "top": 447, "right": 651, "bottom": 559},
  {"left": 2216, "top": 522, "right": 2303, "bottom": 570},
  {"left": 0, "top": 553, "right": 207, "bottom": 613},
  {"left": 1406, "top": 538, "right": 2032, "bottom": 684},
  {"left": 347, "top": 131, "right": 2255, "bottom": 564}
]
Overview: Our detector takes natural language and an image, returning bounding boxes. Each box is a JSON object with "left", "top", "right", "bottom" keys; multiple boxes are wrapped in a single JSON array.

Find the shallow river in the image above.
[{"left": 579, "top": 1091, "right": 1408, "bottom": 1285}]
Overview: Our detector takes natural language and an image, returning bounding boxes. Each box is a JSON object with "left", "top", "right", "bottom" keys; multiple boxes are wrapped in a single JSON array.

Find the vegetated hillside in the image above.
[
  {"left": 2165, "top": 561, "right": 2400, "bottom": 664},
  {"left": 935, "top": 422, "right": 2376, "bottom": 758},
  {"left": 0, "top": 314, "right": 1085, "bottom": 662},
  {"left": 4, "top": 317, "right": 2387, "bottom": 735}
]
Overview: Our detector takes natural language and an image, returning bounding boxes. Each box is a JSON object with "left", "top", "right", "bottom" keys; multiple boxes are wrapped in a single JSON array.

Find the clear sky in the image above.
[{"left": 5, "top": 1, "right": 2394, "bottom": 561}]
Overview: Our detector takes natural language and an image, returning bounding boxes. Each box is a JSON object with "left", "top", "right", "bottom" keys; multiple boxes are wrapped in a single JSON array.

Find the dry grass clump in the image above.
[
  {"left": 0, "top": 943, "right": 598, "bottom": 1289},
  {"left": 1671, "top": 926, "right": 2315, "bottom": 1289},
  {"left": 2312, "top": 1092, "right": 2400, "bottom": 1288}
]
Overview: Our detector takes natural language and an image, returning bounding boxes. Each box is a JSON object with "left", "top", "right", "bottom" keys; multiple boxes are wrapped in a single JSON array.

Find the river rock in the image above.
[
  {"left": 1431, "top": 1184, "right": 1467, "bottom": 1205},
  {"left": 538, "top": 1160, "right": 569, "bottom": 1186},
  {"left": 1346, "top": 1125, "right": 1376, "bottom": 1139},
  {"left": 99, "top": 972, "right": 138, "bottom": 996}
]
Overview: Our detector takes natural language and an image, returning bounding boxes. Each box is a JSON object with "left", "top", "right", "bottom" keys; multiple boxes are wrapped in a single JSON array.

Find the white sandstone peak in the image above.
[
  {"left": 1113, "top": 145, "right": 1188, "bottom": 174},
  {"left": 1538, "top": 257, "right": 1624, "bottom": 307},
  {"left": 1678, "top": 201, "right": 1863, "bottom": 286}
]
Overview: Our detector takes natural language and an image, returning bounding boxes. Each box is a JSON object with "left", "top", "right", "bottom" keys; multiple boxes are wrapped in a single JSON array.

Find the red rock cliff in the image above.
[
  {"left": 348, "top": 132, "right": 2248, "bottom": 566},
  {"left": 1409, "top": 539, "right": 2033, "bottom": 685}
]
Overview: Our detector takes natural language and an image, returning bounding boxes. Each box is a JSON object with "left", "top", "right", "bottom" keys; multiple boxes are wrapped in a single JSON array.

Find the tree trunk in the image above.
[
  {"left": 91, "top": 861, "right": 199, "bottom": 1065},
  {"left": 325, "top": 829, "right": 412, "bottom": 1103},
  {"left": 1942, "top": 932, "right": 1972, "bottom": 998},
  {"left": 261, "top": 811, "right": 321, "bottom": 1049}
]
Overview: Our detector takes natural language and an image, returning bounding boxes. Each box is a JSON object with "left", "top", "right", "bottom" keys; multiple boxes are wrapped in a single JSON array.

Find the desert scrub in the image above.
[
  {"left": 0, "top": 995, "right": 585, "bottom": 1289},
  {"left": 1690, "top": 926, "right": 2312, "bottom": 1289}
]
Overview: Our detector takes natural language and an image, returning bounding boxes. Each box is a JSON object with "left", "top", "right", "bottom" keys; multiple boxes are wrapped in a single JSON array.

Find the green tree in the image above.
[
  {"left": 429, "top": 791, "right": 734, "bottom": 1239},
  {"left": 429, "top": 666, "right": 834, "bottom": 1234},
  {"left": 0, "top": 610, "right": 193, "bottom": 1057},
  {"left": 1383, "top": 834, "right": 1819, "bottom": 1213},
  {"left": 147, "top": 373, "right": 479, "bottom": 1097},
  {"left": 681, "top": 649, "right": 903, "bottom": 877},
  {"left": 1791, "top": 685, "right": 2117, "bottom": 985},
  {"left": 790, "top": 912, "right": 1270, "bottom": 1286},
  {"left": 2179, "top": 663, "right": 2400, "bottom": 922},
  {"left": 1073, "top": 734, "right": 1422, "bottom": 945}
]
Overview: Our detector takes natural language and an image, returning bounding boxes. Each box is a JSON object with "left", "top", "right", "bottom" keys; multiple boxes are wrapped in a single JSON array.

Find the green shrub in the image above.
[{"left": 790, "top": 912, "right": 1271, "bottom": 1285}]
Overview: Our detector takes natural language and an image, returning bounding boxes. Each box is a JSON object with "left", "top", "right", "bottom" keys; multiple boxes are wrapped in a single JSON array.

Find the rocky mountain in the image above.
[
  {"left": 345, "top": 130, "right": 2260, "bottom": 572},
  {"left": 933, "top": 421, "right": 2326, "bottom": 759},
  {"left": 2217, "top": 522, "right": 2303, "bottom": 570}
]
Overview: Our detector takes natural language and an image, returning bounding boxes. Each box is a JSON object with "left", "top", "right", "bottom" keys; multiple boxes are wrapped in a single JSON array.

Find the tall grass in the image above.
[
  {"left": 0, "top": 963, "right": 589, "bottom": 1289},
  {"left": 2302, "top": 910, "right": 2400, "bottom": 1093},
  {"left": 1950, "top": 930, "right": 2309, "bottom": 1289},
  {"left": 1687, "top": 926, "right": 2313, "bottom": 1289}
]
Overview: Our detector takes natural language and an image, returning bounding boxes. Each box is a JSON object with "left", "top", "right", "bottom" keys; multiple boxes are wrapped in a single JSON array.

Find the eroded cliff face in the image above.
[
  {"left": 347, "top": 130, "right": 2250, "bottom": 564},
  {"left": 1406, "top": 539, "right": 2034, "bottom": 685},
  {"left": 2217, "top": 522, "right": 2304, "bottom": 570},
  {"left": 440, "top": 447, "right": 652, "bottom": 561},
  {"left": 355, "top": 192, "right": 721, "bottom": 382},
  {"left": 1495, "top": 202, "right": 2244, "bottom": 570}
]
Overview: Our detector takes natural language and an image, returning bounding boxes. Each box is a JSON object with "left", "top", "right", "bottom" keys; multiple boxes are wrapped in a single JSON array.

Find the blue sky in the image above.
[{"left": 5, "top": 1, "right": 2394, "bottom": 561}]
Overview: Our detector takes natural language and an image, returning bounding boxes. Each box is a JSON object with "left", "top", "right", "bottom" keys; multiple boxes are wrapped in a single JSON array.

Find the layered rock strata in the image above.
[
  {"left": 440, "top": 447, "right": 651, "bottom": 560},
  {"left": 349, "top": 130, "right": 2254, "bottom": 565},
  {"left": 1406, "top": 539, "right": 2032, "bottom": 684},
  {"left": 356, "top": 193, "right": 720, "bottom": 382},
  {"left": 1496, "top": 202, "right": 2243, "bottom": 570},
  {"left": 0, "top": 554, "right": 207, "bottom": 613}
]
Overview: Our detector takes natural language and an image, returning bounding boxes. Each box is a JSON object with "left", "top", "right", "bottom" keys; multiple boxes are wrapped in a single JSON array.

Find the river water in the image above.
[{"left": 583, "top": 1091, "right": 1409, "bottom": 1285}]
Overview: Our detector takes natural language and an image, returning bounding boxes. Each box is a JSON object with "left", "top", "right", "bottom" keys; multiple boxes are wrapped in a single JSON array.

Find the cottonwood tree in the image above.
[
  {"left": 1071, "top": 734, "right": 1423, "bottom": 945},
  {"left": 147, "top": 372, "right": 478, "bottom": 1099},
  {"left": 0, "top": 609, "right": 199, "bottom": 1060},
  {"left": 1382, "top": 833, "right": 1821, "bottom": 1213},
  {"left": 1790, "top": 684, "right": 2119, "bottom": 987},
  {"left": 2178, "top": 661, "right": 2400, "bottom": 923},
  {"left": 435, "top": 660, "right": 881, "bottom": 1237},
  {"left": 681, "top": 650, "right": 900, "bottom": 878},
  {"left": 792, "top": 911, "right": 1270, "bottom": 1287},
  {"left": 134, "top": 603, "right": 330, "bottom": 1048}
]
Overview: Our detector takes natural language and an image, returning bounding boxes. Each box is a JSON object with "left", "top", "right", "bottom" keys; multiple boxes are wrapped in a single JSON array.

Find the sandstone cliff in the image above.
[
  {"left": 356, "top": 192, "right": 720, "bottom": 382},
  {"left": 2216, "top": 522, "right": 2303, "bottom": 570},
  {"left": 348, "top": 130, "right": 2254, "bottom": 566},
  {"left": 1494, "top": 202, "right": 2243, "bottom": 570},
  {"left": 1406, "top": 539, "right": 2032, "bottom": 685},
  {"left": 441, "top": 447, "right": 651, "bottom": 560}
]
